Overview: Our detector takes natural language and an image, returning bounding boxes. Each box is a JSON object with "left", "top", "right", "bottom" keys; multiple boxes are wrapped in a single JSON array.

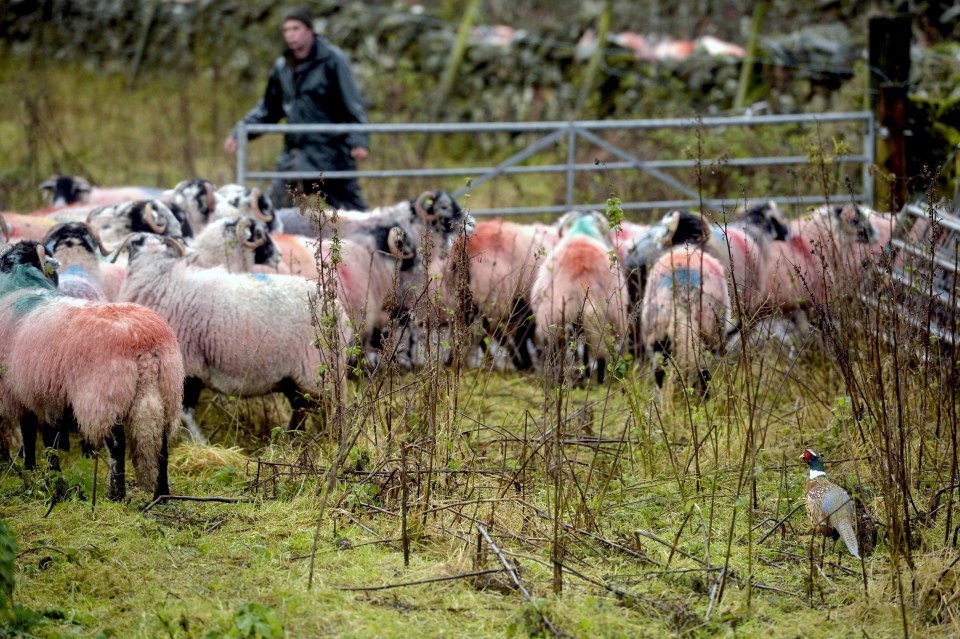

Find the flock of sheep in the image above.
[{"left": 0, "top": 175, "right": 895, "bottom": 499}]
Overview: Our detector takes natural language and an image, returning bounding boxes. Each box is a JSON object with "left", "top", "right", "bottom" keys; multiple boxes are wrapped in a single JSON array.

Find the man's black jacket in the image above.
[{"left": 233, "top": 35, "right": 369, "bottom": 172}]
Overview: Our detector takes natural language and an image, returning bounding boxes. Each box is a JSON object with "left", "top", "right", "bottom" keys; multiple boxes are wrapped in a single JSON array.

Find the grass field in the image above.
[{"left": 2, "top": 62, "right": 960, "bottom": 639}]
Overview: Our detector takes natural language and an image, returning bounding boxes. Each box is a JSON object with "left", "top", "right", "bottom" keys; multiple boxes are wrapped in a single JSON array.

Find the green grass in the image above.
[{"left": 2, "top": 353, "right": 958, "bottom": 638}]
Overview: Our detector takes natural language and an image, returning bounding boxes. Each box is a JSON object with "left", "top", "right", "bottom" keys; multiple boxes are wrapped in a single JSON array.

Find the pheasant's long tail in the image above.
[{"left": 835, "top": 519, "right": 860, "bottom": 559}]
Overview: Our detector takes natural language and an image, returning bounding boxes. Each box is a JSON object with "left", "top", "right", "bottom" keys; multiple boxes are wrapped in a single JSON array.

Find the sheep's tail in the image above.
[
  {"left": 835, "top": 519, "right": 860, "bottom": 559},
  {"left": 128, "top": 349, "right": 181, "bottom": 495}
]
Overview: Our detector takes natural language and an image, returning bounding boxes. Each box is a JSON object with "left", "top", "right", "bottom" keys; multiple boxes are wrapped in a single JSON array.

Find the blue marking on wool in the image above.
[
  {"left": 63, "top": 265, "right": 88, "bottom": 276},
  {"left": 0, "top": 265, "right": 58, "bottom": 297},
  {"left": 566, "top": 215, "right": 605, "bottom": 240},
  {"left": 710, "top": 226, "right": 725, "bottom": 242},
  {"left": 658, "top": 267, "right": 701, "bottom": 290},
  {"left": 247, "top": 273, "right": 271, "bottom": 282}
]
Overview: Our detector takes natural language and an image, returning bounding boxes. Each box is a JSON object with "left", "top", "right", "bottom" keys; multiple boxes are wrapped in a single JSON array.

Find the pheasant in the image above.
[{"left": 801, "top": 448, "right": 860, "bottom": 559}]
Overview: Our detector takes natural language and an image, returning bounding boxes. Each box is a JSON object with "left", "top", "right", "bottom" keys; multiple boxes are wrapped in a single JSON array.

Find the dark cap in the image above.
[{"left": 283, "top": 6, "right": 314, "bottom": 30}]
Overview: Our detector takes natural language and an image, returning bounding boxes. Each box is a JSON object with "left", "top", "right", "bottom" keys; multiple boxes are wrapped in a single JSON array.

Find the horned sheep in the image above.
[{"left": 117, "top": 234, "right": 351, "bottom": 443}]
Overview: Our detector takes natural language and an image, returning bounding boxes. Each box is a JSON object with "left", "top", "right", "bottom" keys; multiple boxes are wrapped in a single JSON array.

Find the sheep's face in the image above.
[
  {"left": 225, "top": 217, "right": 279, "bottom": 267},
  {"left": 413, "top": 190, "right": 473, "bottom": 238},
  {"left": 123, "top": 200, "right": 182, "bottom": 239},
  {"left": 740, "top": 202, "right": 790, "bottom": 241},
  {"left": 832, "top": 203, "right": 878, "bottom": 244},
  {"left": 0, "top": 240, "right": 60, "bottom": 285},
  {"left": 117, "top": 233, "right": 186, "bottom": 263},
  {"left": 43, "top": 222, "right": 108, "bottom": 258},
  {"left": 167, "top": 179, "right": 217, "bottom": 229},
  {"left": 216, "top": 184, "right": 277, "bottom": 229},
  {"left": 167, "top": 202, "right": 194, "bottom": 239},
  {"left": 39, "top": 175, "right": 91, "bottom": 206},
  {"left": 661, "top": 209, "right": 708, "bottom": 247}
]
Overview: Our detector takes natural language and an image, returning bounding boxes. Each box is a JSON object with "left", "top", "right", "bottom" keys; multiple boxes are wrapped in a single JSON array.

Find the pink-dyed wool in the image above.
[{"left": 531, "top": 234, "right": 627, "bottom": 353}]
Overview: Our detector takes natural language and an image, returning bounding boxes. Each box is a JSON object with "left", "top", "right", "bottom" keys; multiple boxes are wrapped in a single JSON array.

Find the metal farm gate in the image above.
[{"left": 234, "top": 112, "right": 875, "bottom": 217}]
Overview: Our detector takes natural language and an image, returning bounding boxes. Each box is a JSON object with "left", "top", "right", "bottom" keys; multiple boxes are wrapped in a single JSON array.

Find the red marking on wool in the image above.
[
  {"left": 467, "top": 220, "right": 511, "bottom": 258},
  {"left": 562, "top": 238, "right": 607, "bottom": 279}
]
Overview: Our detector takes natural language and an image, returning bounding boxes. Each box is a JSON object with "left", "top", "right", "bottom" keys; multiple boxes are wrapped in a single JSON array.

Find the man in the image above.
[{"left": 224, "top": 6, "right": 369, "bottom": 210}]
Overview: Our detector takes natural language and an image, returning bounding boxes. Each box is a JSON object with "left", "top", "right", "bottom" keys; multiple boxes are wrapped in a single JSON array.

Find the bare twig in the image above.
[
  {"left": 142, "top": 494, "right": 250, "bottom": 513},
  {"left": 477, "top": 523, "right": 561, "bottom": 637},
  {"left": 336, "top": 568, "right": 506, "bottom": 592}
]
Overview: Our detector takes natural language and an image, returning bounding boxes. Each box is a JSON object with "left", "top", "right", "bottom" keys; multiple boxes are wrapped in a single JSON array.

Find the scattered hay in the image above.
[{"left": 170, "top": 442, "right": 247, "bottom": 475}]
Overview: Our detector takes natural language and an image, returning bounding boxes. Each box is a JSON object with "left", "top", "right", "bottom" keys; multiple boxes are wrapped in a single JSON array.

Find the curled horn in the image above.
[
  {"left": 250, "top": 188, "right": 273, "bottom": 222},
  {"left": 204, "top": 181, "right": 216, "bottom": 218},
  {"left": 0, "top": 213, "right": 10, "bottom": 243},
  {"left": 413, "top": 191, "right": 439, "bottom": 223},
  {"left": 387, "top": 226, "right": 415, "bottom": 260},
  {"left": 143, "top": 202, "right": 168, "bottom": 234},
  {"left": 38, "top": 176, "right": 58, "bottom": 191},
  {"left": 236, "top": 217, "right": 267, "bottom": 249},
  {"left": 110, "top": 234, "right": 138, "bottom": 263},
  {"left": 161, "top": 236, "right": 187, "bottom": 257},
  {"left": 83, "top": 223, "right": 111, "bottom": 256}
]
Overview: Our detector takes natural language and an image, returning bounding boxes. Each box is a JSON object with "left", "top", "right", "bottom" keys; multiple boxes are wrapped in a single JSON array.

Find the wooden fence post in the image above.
[{"left": 869, "top": 15, "right": 911, "bottom": 211}]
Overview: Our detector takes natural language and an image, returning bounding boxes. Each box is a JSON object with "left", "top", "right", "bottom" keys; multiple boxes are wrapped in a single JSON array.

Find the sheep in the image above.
[
  {"left": 213, "top": 184, "right": 280, "bottom": 233},
  {"left": 322, "top": 227, "right": 418, "bottom": 357},
  {"left": 610, "top": 220, "right": 654, "bottom": 261},
  {"left": 87, "top": 199, "right": 186, "bottom": 250},
  {"left": 187, "top": 216, "right": 279, "bottom": 272},
  {"left": 310, "top": 190, "right": 475, "bottom": 251},
  {"left": 259, "top": 223, "right": 420, "bottom": 365},
  {"left": 117, "top": 233, "right": 351, "bottom": 442},
  {"left": 39, "top": 175, "right": 164, "bottom": 206},
  {"left": 705, "top": 201, "right": 790, "bottom": 319},
  {"left": 456, "top": 218, "right": 560, "bottom": 370},
  {"left": 762, "top": 202, "right": 878, "bottom": 314},
  {"left": 41, "top": 222, "right": 113, "bottom": 302},
  {"left": 641, "top": 245, "right": 732, "bottom": 393},
  {"left": 530, "top": 211, "right": 628, "bottom": 383},
  {"left": 310, "top": 191, "right": 473, "bottom": 369},
  {"left": 0, "top": 239, "right": 184, "bottom": 499},
  {"left": 165, "top": 178, "right": 218, "bottom": 235}
]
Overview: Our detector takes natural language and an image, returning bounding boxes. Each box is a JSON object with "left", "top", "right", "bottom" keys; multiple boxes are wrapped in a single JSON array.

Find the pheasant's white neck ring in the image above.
[{"left": 809, "top": 469, "right": 826, "bottom": 480}]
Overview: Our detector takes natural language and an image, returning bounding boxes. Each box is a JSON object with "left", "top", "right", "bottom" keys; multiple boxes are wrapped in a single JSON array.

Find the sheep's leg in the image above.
[
  {"left": 280, "top": 380, "right": 312, "bottom": 431},
  {"left": 180, "top": 377, "right": 207, "bottom": 444},
  {"left": 40, "top": 423, "right": 62, "bottom": 472},
  {"left": 52, "top": 409, "right": 73, "bottom": 452},
  {"left": 510, "top": 315, "right": 536, "bottom": 371},
  {"left": 20, "top": 413, "right": 39, "bottom": 470},
  {"left": 154, "top": 431, "right": 170, "bottom": 498},
  {"left": 105, "top": 424, "right": 126, "bottom": 501}
]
